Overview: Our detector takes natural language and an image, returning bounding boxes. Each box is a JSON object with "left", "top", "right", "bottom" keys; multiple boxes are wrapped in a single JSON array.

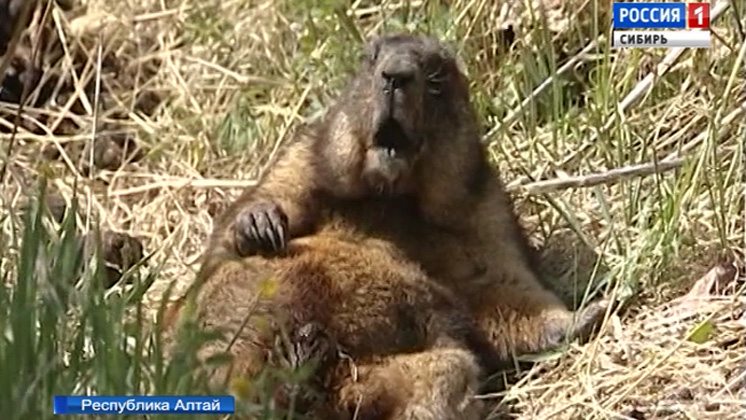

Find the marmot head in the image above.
[{"left": 320, "top": 33, "right": 479, "bottom": 197}]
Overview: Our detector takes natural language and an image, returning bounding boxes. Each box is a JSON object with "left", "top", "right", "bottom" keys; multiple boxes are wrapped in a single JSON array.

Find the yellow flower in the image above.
[
  {"left": 257, "top": 277, "right": 279, "bottom": 299},
  {"left": 229, "top": 376, "right": 253, "bottom": 401}
]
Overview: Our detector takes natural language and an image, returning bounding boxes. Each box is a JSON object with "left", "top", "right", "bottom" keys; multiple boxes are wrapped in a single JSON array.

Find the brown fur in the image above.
[
  {"left": 203, "top": 32, "right": 606, "bottom": 360},
  {"left": 182, "top": 33, "right": 606, "bottom": 418},
  {"left": 176, "top": 226, "right": 498, "bottom": 419}
]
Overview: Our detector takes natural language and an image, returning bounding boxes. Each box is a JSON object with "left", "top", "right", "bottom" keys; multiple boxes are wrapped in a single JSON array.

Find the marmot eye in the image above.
[
  {"left": 426, "top": 71, "right": 446, "bottom": 96},
  {"left": 423, "top": 53, "right": 449, "bottom": 96}
]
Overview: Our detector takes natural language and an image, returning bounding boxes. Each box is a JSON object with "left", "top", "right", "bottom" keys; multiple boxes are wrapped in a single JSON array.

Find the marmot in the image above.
[
  {"left": 173, "top": 225, "right": 502, "bottom": 419},
  {"left": 178, "top": 33, "right": 607, "bottom": 417},
  {"left": 203, "top": 33, "right": 606, "bottom": 360}
]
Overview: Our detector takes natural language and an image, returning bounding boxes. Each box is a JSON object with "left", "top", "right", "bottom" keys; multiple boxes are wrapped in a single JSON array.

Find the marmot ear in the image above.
[{"left": 362, "top": 37, "right": 382, "bottom": 66}]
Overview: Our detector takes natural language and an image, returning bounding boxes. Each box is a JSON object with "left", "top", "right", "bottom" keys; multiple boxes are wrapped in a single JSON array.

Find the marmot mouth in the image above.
[{"left": 372, "top": 118, "right": 416, "bottom": 158}]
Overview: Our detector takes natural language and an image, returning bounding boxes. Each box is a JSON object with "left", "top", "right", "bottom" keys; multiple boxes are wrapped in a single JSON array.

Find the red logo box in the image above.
[{"left": 687, "top": 3, "right": 710, "bottom": 29}]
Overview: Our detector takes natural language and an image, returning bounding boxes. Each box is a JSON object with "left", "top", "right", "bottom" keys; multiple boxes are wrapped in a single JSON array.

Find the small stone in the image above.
[
  {"left": 704, "top": 401, "right": 720, "bottom": 412},
  {"left": 82, "top": 231, "right": 145, "bottom": 288}
]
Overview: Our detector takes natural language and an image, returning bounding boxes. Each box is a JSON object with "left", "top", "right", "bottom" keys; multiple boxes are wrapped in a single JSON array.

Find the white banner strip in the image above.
[{"left": 613, "top": 30, "right": 711, "bottom": 48}]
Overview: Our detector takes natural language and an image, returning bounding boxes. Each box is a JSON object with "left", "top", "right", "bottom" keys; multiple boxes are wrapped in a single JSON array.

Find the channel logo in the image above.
[{"left": 612, "top": 2, "right": 711, "bottom": 48}]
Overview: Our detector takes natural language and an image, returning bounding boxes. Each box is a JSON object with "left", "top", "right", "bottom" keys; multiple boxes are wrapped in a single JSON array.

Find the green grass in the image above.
[
  {"left": 0, "top": 0, "right": 743, "bottom": 419},
  {"left": 0, "top": 180, "right": 226, "bottom": 419},
  {"left": 0, "top": 180, "right": 315, "bottom": 419}
]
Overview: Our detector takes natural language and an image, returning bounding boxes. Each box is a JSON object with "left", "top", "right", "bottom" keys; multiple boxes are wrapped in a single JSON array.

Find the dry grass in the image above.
[
  {"left": 491, "top": 264, "right": 745, "bottom": 419},
  {"left": 0, "top": 0, "right": 744, "bottom": 419}
]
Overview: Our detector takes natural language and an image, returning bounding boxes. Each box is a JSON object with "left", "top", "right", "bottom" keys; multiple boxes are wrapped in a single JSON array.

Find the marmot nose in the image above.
[{"left": 381, "top": 60, "right": 415, "bottom": 91}]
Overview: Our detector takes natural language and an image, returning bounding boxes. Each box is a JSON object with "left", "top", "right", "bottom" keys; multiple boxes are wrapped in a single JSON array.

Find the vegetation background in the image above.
[{"left": 0, "top": 0, "right": 743, "bottom": 419}]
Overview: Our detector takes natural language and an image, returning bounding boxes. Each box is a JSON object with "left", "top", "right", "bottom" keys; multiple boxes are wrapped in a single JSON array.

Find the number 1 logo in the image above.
[{"left": 687, "top": 3, "right": 710, "bottom": 29}]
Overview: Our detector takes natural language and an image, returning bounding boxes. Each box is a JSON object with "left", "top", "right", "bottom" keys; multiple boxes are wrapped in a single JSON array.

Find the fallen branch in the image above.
[
  {"left": 109, "top": 156, "right": 683, "bottom": 198},
  {"left": 507, "top": 157, "right": 685, "bottom": 194},
  {"left": 109, "top": 178, "right": 257, "bottom": 197}
]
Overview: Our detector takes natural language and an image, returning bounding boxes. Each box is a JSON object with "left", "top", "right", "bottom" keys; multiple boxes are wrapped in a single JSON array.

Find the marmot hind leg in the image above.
[
  {"left": 333, "top": 347, "right": 485, "bottom": 420},
  {"left": 473, "top": 268, "right": 608, "bottom": 361}
]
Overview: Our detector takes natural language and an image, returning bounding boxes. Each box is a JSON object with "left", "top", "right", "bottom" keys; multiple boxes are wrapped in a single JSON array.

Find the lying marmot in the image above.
[{"left": 204, "top": 32, "right": 607, "bottom": 363}]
